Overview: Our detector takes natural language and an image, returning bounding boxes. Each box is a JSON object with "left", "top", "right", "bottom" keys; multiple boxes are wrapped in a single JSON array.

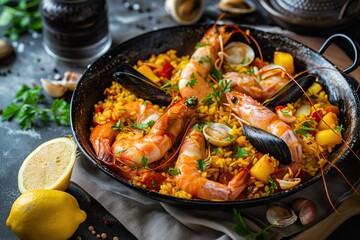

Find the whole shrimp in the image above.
[
  {"left": 223, "top": 64, "right": 289, "bottom": 101},
  {"left": 178, "top": 24, "right": 233, "bottom": 100},
  {"left": 91, "top": 97, "right": 199, "bottom": 166},
  {"left": 175, "top": 126, "right": 250, "bottom": 200},
  {"left": 225, "top": 91, "right": 302, "bottom": 174}
]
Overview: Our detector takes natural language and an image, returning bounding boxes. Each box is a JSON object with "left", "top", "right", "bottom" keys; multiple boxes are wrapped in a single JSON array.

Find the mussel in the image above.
[
  {"left": 224, "top": 41, "right": 255, "bottom": 66},
  {"left": 262, "top": 74, "right": 318, "bottom": 110},
  {"left": 266, "top": 202, "right": 297, "bottom": 228},
  {"left": 113, "top": 64, "right": 172, "bottom": 106},
  {"left": 242, "top": 125, "right": 292, "bottom": 165},
  {"left": 203, "top": 123, "right": 237, "bottom": 147}
]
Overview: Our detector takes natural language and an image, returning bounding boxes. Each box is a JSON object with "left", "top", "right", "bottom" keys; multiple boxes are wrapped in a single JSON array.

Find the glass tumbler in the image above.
[{"left": 41, "top": 0, "right": 112, "bottom": 63}]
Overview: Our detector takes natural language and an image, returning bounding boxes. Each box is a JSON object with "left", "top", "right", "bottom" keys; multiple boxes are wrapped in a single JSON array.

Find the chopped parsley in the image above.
[
  {"left": 130, "top": 120, "right": 155, "bottom": 131},
  {"left": 115, "top": 147, "right": 126, "bottom": 155},
  {"left": 281, "top": 109, "right": 291, "bottom": 116},
  {"left": 199, "top": 57, "right": 210, "bottom": 64},
  {"left": 111, "top": 120, "right": 122, "bottom": 130},
  {"left": 197, "top": 159, "right": 206, "bottom": 172},
  {"left": 234, "top": 147, "right": 248, "bottom": 157},
  {"left": 268, "top": 177, "right": 277, "bottom": 195},
  {"left": 141, "top": 156, "right": 149, "bottom": 168},
  {"left": 195, "top": 42, "right": 208, "bottom": 49},
  {"left": 168, "top": 167, "right": 181, "bottom": 176},
  {"left": 186, "top": 73, "right": 198, "bottom": 88},
  {"left": 213, "top": 147, "right": 221, "bottom": 155},
  {"left": 295, "top": 122, "right": 317, "bottom": 137},
  {"left": 203, "top": 78, "right": 232, "bottom": 105},
  {"left": 334, "top": 124, "right": 343, "bottom": 132}
]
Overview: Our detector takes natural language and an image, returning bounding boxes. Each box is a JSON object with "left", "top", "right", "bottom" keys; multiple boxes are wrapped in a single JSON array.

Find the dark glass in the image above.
[{"left": 41, "top": 0, "right": 111, "bottom": 63}]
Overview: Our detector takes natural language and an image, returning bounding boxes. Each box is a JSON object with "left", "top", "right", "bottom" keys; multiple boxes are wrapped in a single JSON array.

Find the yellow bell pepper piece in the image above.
[
  {"left": 137, "top": 65, "right": 160, "bottom": 83},
  {"left": 318, "top": 112, "right": 338, "bottom": 131},
  {"left": 250, "top": 154, "right": 276, "bottom": 183},
  {"left": 315, "top": 129, "right": 342, "bottom": 146},
  {"left": 273, "top": 51, "right": 295, "bottom": 75}
]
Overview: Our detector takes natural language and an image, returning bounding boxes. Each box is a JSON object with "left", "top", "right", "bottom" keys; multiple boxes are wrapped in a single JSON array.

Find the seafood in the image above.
[
  {"left": 226, "top": 91, "right": 302, "bottom": 174},
  {"left": 202, "top": 123, "right": 237, "bottom": 147},
  {"left": 266, "top": 202, "right": 298, "bottom": 227},
  {"left": 87, "top": 24, "right": 351, "bottom": 203},
  {"left": 113, "top": 64, "right": 172, "bottom": 106},
  {"left": 93, "top": 97, "right": 198, "bottom": 166},
  {"left": 178, "top": 23, "right": 233, "bottom": 99},
  {"left": 223, "top": 41, "right": 255, "bottom": 66},
  {"left": 175, "top": 126, "right": 250, "bottom": 200},
  {"left": 223, "top": 64, "right": 290, "bottom": 101}
]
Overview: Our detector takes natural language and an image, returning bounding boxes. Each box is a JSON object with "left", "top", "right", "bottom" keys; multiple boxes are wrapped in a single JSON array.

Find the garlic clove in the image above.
[
  {"left": 63, "top": 71, "right": 82, "bottom": 91},
  {"left": 40, "top": 78, "right": 68, "bottom": 98},
  {"left": 292, "top": 198, "right": 317, "bottom": 225}
]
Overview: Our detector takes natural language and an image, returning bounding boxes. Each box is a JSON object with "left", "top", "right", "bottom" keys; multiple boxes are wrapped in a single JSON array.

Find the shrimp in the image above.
[
  {"left": 223, "top": 64, "right": 289, "bottom": 101},
  {"left": 175, "top": 127, "right": 250, "bottom": 200},
  {"left": 225, "top": 91, "right": 302, "bottom": 174},
  {"left": 178, "top": 24, "right": 233, "bottom": 100},
  {"left": 111, "top": 97, "right": 198, "bottom": 166}
]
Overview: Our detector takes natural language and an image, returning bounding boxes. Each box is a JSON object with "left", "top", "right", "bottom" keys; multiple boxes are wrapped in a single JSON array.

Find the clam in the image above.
[
  {"left": 224, "top": 42, "right": 255, "bottom": 66},
  {"left": 292, "top": 198, "right": 317, "bottom": 225},
  {"left": 266, "top": 202, "right": 297, "bottom": 228},
  {"left": 217, "top": 0, "right": 256, "bottom": 15},
  {"left": 263, "top": 74, "right": 318, "bottom": 110},
  {"left": 113, "top": 64, "right": 172, "bottom": 106},
  {"left": 202, "top": 123, "right": 237, "bottom": 147},
  {"left": 0, "top": 38, "right": 13, "bottom": 61},
  {"left": 242, "top": 125, "right": 292, "bottom": 165},
  {"left": 41, "top": 71, "right": 82, "bottom": 98},
  {"left": 276, "top": 178, "right": 301, "bottom": 190},
  {"left": 164, "top": 0, "right": 205, "bottom": 25}
]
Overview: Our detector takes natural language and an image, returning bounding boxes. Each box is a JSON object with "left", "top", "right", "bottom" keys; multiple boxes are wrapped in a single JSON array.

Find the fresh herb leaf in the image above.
[
  {"left": 141, "top": 156, "right": 149, "bottom": 168},
  {"left": 160, "top": 80, "right": 172, "bottom": 90},
  {"left": 0, "top": 0, "right": 42, "bottom": 40},
  {"left": 199, "top": 57, "right": 210, "bottom": 64},
  {"left": 195, "top": 42, "right": 207, "bottom": 49},
  {"left": 223, "top": 135, "right": 236, "bottom": 142},
  {"left": 1, "top": 84, "right": 70, "bottom": 130},
  {"left": 334, "top": 124, "right": 343, "bottom": 132},
  {"left": 205, "top": 79, "right": 232, "bottom": 104},
  {"left": 210, "top": 67, "right": 222, "bottom": 81},
  {"left": 281, "top": 109, "right": 291, "bottom": 116},
  {"left": 295, "top": 122, "right": 317, "bottom": 137},
  {"left": 168, "top": 167, "right": 181, "bottom": 176},
  {"left": 268, "top": 177, "right": 277, "bottom": 195},
  {"left": 233, "top": 209, "right": 275, "bottom": 240},
  {"left": 111, "top": 120, "right": 122, "bottom": 130},
  {"left": 186, "top": 73, "right": 198, "bottom": 88},
  {"left": 151, "top": 179, "right": 157, "bottom": 187},
  {"left": 213, "top": 147, "right": 220, "bottom": 155},
  {"left": 130, "top": 120, "right": 155, "bottom": 131},
  {"left": 115, "top": 147, "right": 126, "bottom": 155},
  {"left": 51, "top": 99, "right": 70, "bottom": 126},
  {"left": 197, "top": 159, "right": 206, "bottom": 172},
  {"left": 234, "top": 147, "right": 248, "bottom": 157}
]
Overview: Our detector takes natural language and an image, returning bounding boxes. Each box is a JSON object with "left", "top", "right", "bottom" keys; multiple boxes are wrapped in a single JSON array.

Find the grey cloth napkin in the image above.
[{"left": 71, "top": 153, "right": 360, "bottom": 240}]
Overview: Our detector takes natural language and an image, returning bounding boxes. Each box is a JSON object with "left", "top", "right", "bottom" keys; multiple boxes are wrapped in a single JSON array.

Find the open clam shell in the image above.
[
  {"left": 165, "top": 0, "right": 205, "bottom": 25},
  {"left": 224, "top": 42, "right": 255, "bottom": 66},
  {"left": 217, "top": 0, "right": 256, "bottom": 14},
  {"left": 277, "top": 178, "right": 301, "bottom": 190},
  {"left": 203, "top": 123, "right": 236, "bottom": 147},
  {"left": 266, "top": 202, "right": 297, "bottom": 227}
]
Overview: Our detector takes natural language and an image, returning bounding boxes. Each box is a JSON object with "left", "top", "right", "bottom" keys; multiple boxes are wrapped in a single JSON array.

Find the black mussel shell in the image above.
[
  {"left": 242, "top": 125, "right": 292, "bottom": 165},
  {"left": 262, "top": 74, "right": 318, "bottom": 110},
  {"left": 113, "top": 64, "right": 172, "bottom": 106}
]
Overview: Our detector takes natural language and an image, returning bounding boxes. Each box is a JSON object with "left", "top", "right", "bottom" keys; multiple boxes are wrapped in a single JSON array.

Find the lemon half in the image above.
[{"left": 18, "top": 136, "right": 77, "bottom": 193}]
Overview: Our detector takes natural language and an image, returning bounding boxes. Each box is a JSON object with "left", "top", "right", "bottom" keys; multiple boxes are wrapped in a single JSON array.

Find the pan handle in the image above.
[{"left": 318, "top": 33, "right": 360, "bottom": 74}]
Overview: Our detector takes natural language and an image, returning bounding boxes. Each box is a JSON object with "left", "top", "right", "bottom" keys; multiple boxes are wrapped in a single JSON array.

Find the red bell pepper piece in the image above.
[{"left": 158, "top": 61, "right": 174, "bottom": 79}]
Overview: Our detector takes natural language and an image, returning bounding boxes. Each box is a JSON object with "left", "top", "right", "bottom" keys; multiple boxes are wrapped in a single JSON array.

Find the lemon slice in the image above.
[{"left": 18, "top": 136, "right": 77, "bottom": 193}]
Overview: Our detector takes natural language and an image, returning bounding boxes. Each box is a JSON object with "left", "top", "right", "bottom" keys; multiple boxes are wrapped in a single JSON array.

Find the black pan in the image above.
[{"left": 70, "top": 25, "right": 360, "bottom": 209}]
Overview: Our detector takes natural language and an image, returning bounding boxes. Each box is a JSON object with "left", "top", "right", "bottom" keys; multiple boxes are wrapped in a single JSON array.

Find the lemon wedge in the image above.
[{"left": 18, "top": 136, "right": 77, "bottom": 193}]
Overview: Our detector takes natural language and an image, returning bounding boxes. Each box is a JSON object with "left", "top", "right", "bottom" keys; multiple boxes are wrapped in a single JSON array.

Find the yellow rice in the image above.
[{"left": 90, "top": 49, "right": 341, "bottom": 200}]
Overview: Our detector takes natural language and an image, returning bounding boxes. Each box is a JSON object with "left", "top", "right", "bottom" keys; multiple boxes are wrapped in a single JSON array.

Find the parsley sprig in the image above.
[
  {"left": 233, "top": 209, "right": 275, "bottom": 240},
  {"left": 203, "top": 68, "right": 231, "bottom": 105},
  {"left": 0, "top": 0, "right": 42, "bottom": 40},
  {"left": 1, "top": 84, "right": 70, "bottom": 130}
]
